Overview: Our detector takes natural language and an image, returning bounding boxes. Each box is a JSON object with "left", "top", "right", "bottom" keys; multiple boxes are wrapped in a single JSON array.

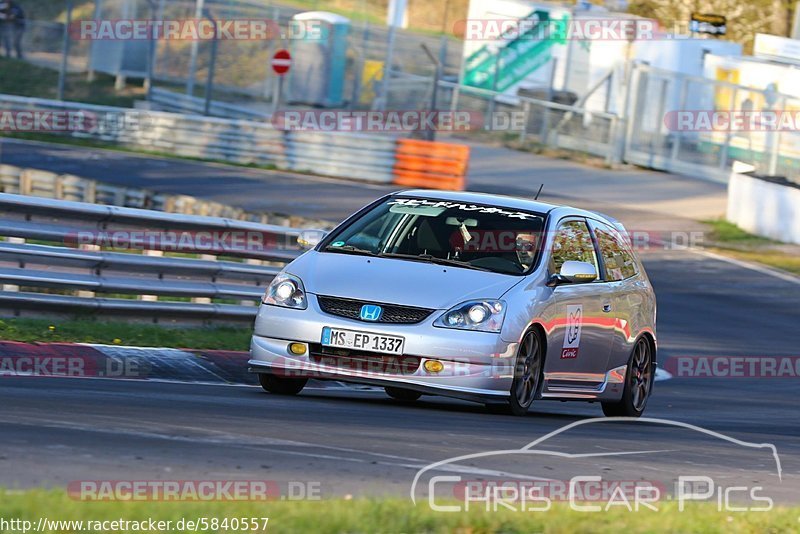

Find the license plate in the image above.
[{"left": 321, "top": 327, "right": 405, "bottom": 355}]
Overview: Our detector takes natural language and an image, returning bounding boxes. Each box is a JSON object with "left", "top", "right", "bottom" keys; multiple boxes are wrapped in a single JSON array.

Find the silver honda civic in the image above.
[{"left": 249, "top": 190, "right": 657, "bottom": 416}]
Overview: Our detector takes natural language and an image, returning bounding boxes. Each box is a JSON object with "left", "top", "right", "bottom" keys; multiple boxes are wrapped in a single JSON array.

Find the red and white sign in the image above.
[{"left": 271, "top": 49, "right": 291, "bottom": 75}]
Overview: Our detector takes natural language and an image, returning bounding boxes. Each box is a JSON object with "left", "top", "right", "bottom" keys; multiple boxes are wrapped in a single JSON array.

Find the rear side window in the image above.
[
  {"left": 549, "top": 220, "right": 599, "bottom": 275},
  {"left": 593, "top": 222, "right": 638, "bottom": 281}
]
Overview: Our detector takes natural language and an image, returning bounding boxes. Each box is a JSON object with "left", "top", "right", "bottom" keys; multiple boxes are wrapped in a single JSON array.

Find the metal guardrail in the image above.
[
  {"left": 0, "top": 164, "right": 332, "bottom": 228},
  {"left": 0, "top": 94, "right": 399, "bottom": 184},
  {"left": 0, "top": 194, "right": 311, "bottom": 322},
  {"left": 149, "top": 88, "right": 272, "bottom": 121}
]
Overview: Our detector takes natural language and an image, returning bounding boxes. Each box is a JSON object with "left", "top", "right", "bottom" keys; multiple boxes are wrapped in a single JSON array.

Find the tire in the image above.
[
  {"left": 258, "top": 373, "right": 307, "bottom": 396},
  {"left": 485, "top": 329, "right": 544, "bottom": 416},
  {"left": 385, "top": 386, "right": 422, "bottom": 402},
  {"left": 602, "top": 337, "right": 654, "bottom": 418}
]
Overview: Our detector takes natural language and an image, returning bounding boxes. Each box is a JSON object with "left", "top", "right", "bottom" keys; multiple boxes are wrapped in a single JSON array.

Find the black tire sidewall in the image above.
[
  {"left": 258, "top": 372, "right": 308, "bottom": 395},
  {"left": 603, "top": 338, "right": 653, "bottom": 417},
  {"left": 507, "top": 328, "right": 545, "bottom": 416}
]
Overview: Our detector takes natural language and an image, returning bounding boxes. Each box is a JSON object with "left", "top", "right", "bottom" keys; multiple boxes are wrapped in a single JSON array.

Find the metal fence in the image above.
[
  {"left": 624, "top": 62, "right": 800, "bottom": 185},
  {"left": 0, "top": 193, "right": 311, "bottom": 322},
  {"left": 432, "top": 81, "right": 620, "bottom": 163}
]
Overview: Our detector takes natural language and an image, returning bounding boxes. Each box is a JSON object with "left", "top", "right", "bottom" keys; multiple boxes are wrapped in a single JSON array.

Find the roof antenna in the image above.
[{"left": 534, "top": 184, "right": 544, "bottom": 201}]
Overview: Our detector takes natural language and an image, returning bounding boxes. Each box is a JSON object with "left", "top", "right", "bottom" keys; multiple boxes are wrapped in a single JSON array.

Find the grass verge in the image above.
[
  {"left": 703, "top": 219, "right": 800, "bottom": 275},
  {"left": 0, "top": 490, "right": 798, "bottom": 533},
  {"left": 0, "top": 318, "right": 251, "bottom": 350},
  {"left": 0, "top": 57, "right": 143, "bottom": 107}
]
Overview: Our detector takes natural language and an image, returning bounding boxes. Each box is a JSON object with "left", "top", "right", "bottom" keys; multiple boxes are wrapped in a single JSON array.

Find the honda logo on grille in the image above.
[{"left": 360, "top": 304, "right": 383, "bottom": 322}]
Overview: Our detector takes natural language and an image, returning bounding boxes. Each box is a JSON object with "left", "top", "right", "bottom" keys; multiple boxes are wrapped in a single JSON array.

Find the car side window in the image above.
[
  {"left": 342, "top": 211, "right": 403, "bottom": 251},
  {"left": 549, "top": 220, "right": 599, "bottom": 276},
  {"left": 594, "top": 222, "right": 638, "bottom": 281}
]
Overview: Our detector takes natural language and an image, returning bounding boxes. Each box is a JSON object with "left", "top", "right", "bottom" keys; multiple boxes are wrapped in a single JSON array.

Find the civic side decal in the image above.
[{"left": 561, "top": 304, "right": 583, "bottom": 359}]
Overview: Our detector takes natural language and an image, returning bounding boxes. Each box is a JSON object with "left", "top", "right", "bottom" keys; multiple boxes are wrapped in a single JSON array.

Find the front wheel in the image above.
[
  {"left": 258, "top": 373, "right": 307, "bottom": 396},
  {"left": 602, "top": 337, "right": 654, "bottom": 418},
  {"left": 486, "top": 329, "right": 544, "bottom": 416}
]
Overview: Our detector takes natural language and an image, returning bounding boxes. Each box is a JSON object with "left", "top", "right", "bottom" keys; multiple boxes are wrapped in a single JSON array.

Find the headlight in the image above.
[
  {"left": 434, "top": 300, "right": 506, "bottom": 333},
  {"left": 262, "top": 273, "right": 307, "bottom": 309}
]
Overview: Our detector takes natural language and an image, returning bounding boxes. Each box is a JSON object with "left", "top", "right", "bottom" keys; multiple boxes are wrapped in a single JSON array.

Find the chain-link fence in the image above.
[
  {"left": 16, "top": 20, "right": 90, "bottom": 73},
  {"left": 87, "top": 0, "right": 462, "bottom": 114}
]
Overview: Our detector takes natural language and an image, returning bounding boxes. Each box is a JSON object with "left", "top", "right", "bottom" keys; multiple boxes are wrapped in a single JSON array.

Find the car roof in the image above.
[{"left": 396, "top": 189, "right": 614, "bottom": 224}]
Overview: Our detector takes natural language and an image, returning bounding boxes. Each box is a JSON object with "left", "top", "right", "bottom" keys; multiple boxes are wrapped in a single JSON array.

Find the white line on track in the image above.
[
  {"left": 0, "top": 414, "right": 554, "bottom": 482},
  {"left": 689, "top": 248, "right": 800, "bottom": 285}
]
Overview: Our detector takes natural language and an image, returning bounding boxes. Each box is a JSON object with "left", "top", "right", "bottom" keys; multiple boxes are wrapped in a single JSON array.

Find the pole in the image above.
[
  {"left": 271, "top": 75, "right": 285, "bottom": 116},
  {"left": 186, "top": 0, "right": 205, "bottom": 96},
  {"left": 768, "top": 95, "right": 785, "bottom": 176},
  {"left": 488, "top": 47, "right": 501, "bottom": 119},
  {"left": 145, "top": 0, "right": 157, "bottom": 100},
  {"left": 421, "top": 43, "right": 441, "bottom": 141},
  {"left": 86, "top": 0, "right": 101, "bottom": 82},
  {"left": 376, "top": 24, "right": 396, "bottom": 111},
  {"left": 203, "top": 12, "right": 218, "bottom": 116},
  {"left": 57, "top": 0, "right": 74, "bottom": 101}
]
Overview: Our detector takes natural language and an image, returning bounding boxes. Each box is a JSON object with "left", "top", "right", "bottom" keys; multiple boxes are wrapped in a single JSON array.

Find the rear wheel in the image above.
[
  {"left": 385, "top": 386, "right": 422, "bottom": 402},
  {"left": 258, "top": 373, "right": 307, "bottom": 396},
  {"left": 602, "top": 337, "right": 653, "bottom": 418},
  {"left": 486, "top": 329, "right": 544, "bottom": 416}
]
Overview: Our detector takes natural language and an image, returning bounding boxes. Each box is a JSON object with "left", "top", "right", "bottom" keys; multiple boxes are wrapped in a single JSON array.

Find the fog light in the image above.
[
  {"left": 423, "top": 360, "right": 444, "bottom": 373},
  {"left": 288, "top": 343, "right": 307, "bottom": 356}
]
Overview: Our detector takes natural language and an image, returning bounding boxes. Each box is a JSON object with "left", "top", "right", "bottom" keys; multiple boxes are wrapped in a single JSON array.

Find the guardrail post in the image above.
[
  {"left": 191, "top": 254, "right": 217, "bottom": 304},
  {"left": 54, "top": 175, "right": 65, "bottom": 200},
  {"left": 605, "top": 116, "right": 618, "bottom": 167},
  {"left": 19, "top": 170, "right": 33, "bottom": 196},
  {"left": 0, "top": 164, "right": 22, "bottom": 194},
  {"left": 1, "top": 237, "right": 25, "bottom": 293},
  {"left": 519, "top": 101, "right": 530, "bottom": 144},
  {"left": 540, "top": 106, "right": 551, "bottom": 146},
  {"left": 242, "top": 258, "right": 263, "bottom": 307},
  {"left": 76, "top": 244, "right": 100, "bottom": 298},
  {"left": 139, "top": 250, "right": 164, "bottom": 302}
]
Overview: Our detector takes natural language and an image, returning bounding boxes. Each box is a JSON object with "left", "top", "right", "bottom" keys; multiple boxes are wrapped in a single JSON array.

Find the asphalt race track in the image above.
[{"left": 1, "top": 139, "right": 799, "bottom": 504}]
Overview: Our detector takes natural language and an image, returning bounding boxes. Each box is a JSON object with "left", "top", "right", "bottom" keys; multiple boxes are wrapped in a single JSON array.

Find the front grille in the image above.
[
  {"left": 309, "top": 344, "right": 421, "bottom": 375},
  {"left": 317, "top": 296, "right": 434, "bottom": 324}
]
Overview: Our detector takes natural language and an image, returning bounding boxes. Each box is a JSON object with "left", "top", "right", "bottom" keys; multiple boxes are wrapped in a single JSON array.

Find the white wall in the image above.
[{"left": 727, "top": 173, "right": 800, "bottom": 244}]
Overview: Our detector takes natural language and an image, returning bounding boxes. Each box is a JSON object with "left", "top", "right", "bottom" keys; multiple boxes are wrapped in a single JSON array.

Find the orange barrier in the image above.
[{"left": 392, "top": 139, "right": 470, "bottom": 191}]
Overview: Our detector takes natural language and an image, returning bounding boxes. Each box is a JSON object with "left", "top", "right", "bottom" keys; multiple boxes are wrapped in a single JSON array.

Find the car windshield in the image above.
[{"left": 321, "top": 197, "right": 546, "bottom": 275}]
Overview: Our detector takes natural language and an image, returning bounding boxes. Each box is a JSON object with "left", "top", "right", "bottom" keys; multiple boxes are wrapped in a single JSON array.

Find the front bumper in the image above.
[{"left": 248, "top": 298, "right": 518, "bottom": 401}]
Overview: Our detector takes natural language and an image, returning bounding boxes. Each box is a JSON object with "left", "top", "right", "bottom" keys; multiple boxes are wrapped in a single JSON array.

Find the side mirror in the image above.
[
  {"left": 297, "top": 229, "right": 327, "bottom": 249},
  {"left": 547, "top": 260, "right": 597, "bottom": 287}
]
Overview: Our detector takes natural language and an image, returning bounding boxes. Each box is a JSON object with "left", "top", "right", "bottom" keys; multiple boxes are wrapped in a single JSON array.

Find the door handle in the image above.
[{"left": 602, "top": 303, "right": 612, "bottom": 313}]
